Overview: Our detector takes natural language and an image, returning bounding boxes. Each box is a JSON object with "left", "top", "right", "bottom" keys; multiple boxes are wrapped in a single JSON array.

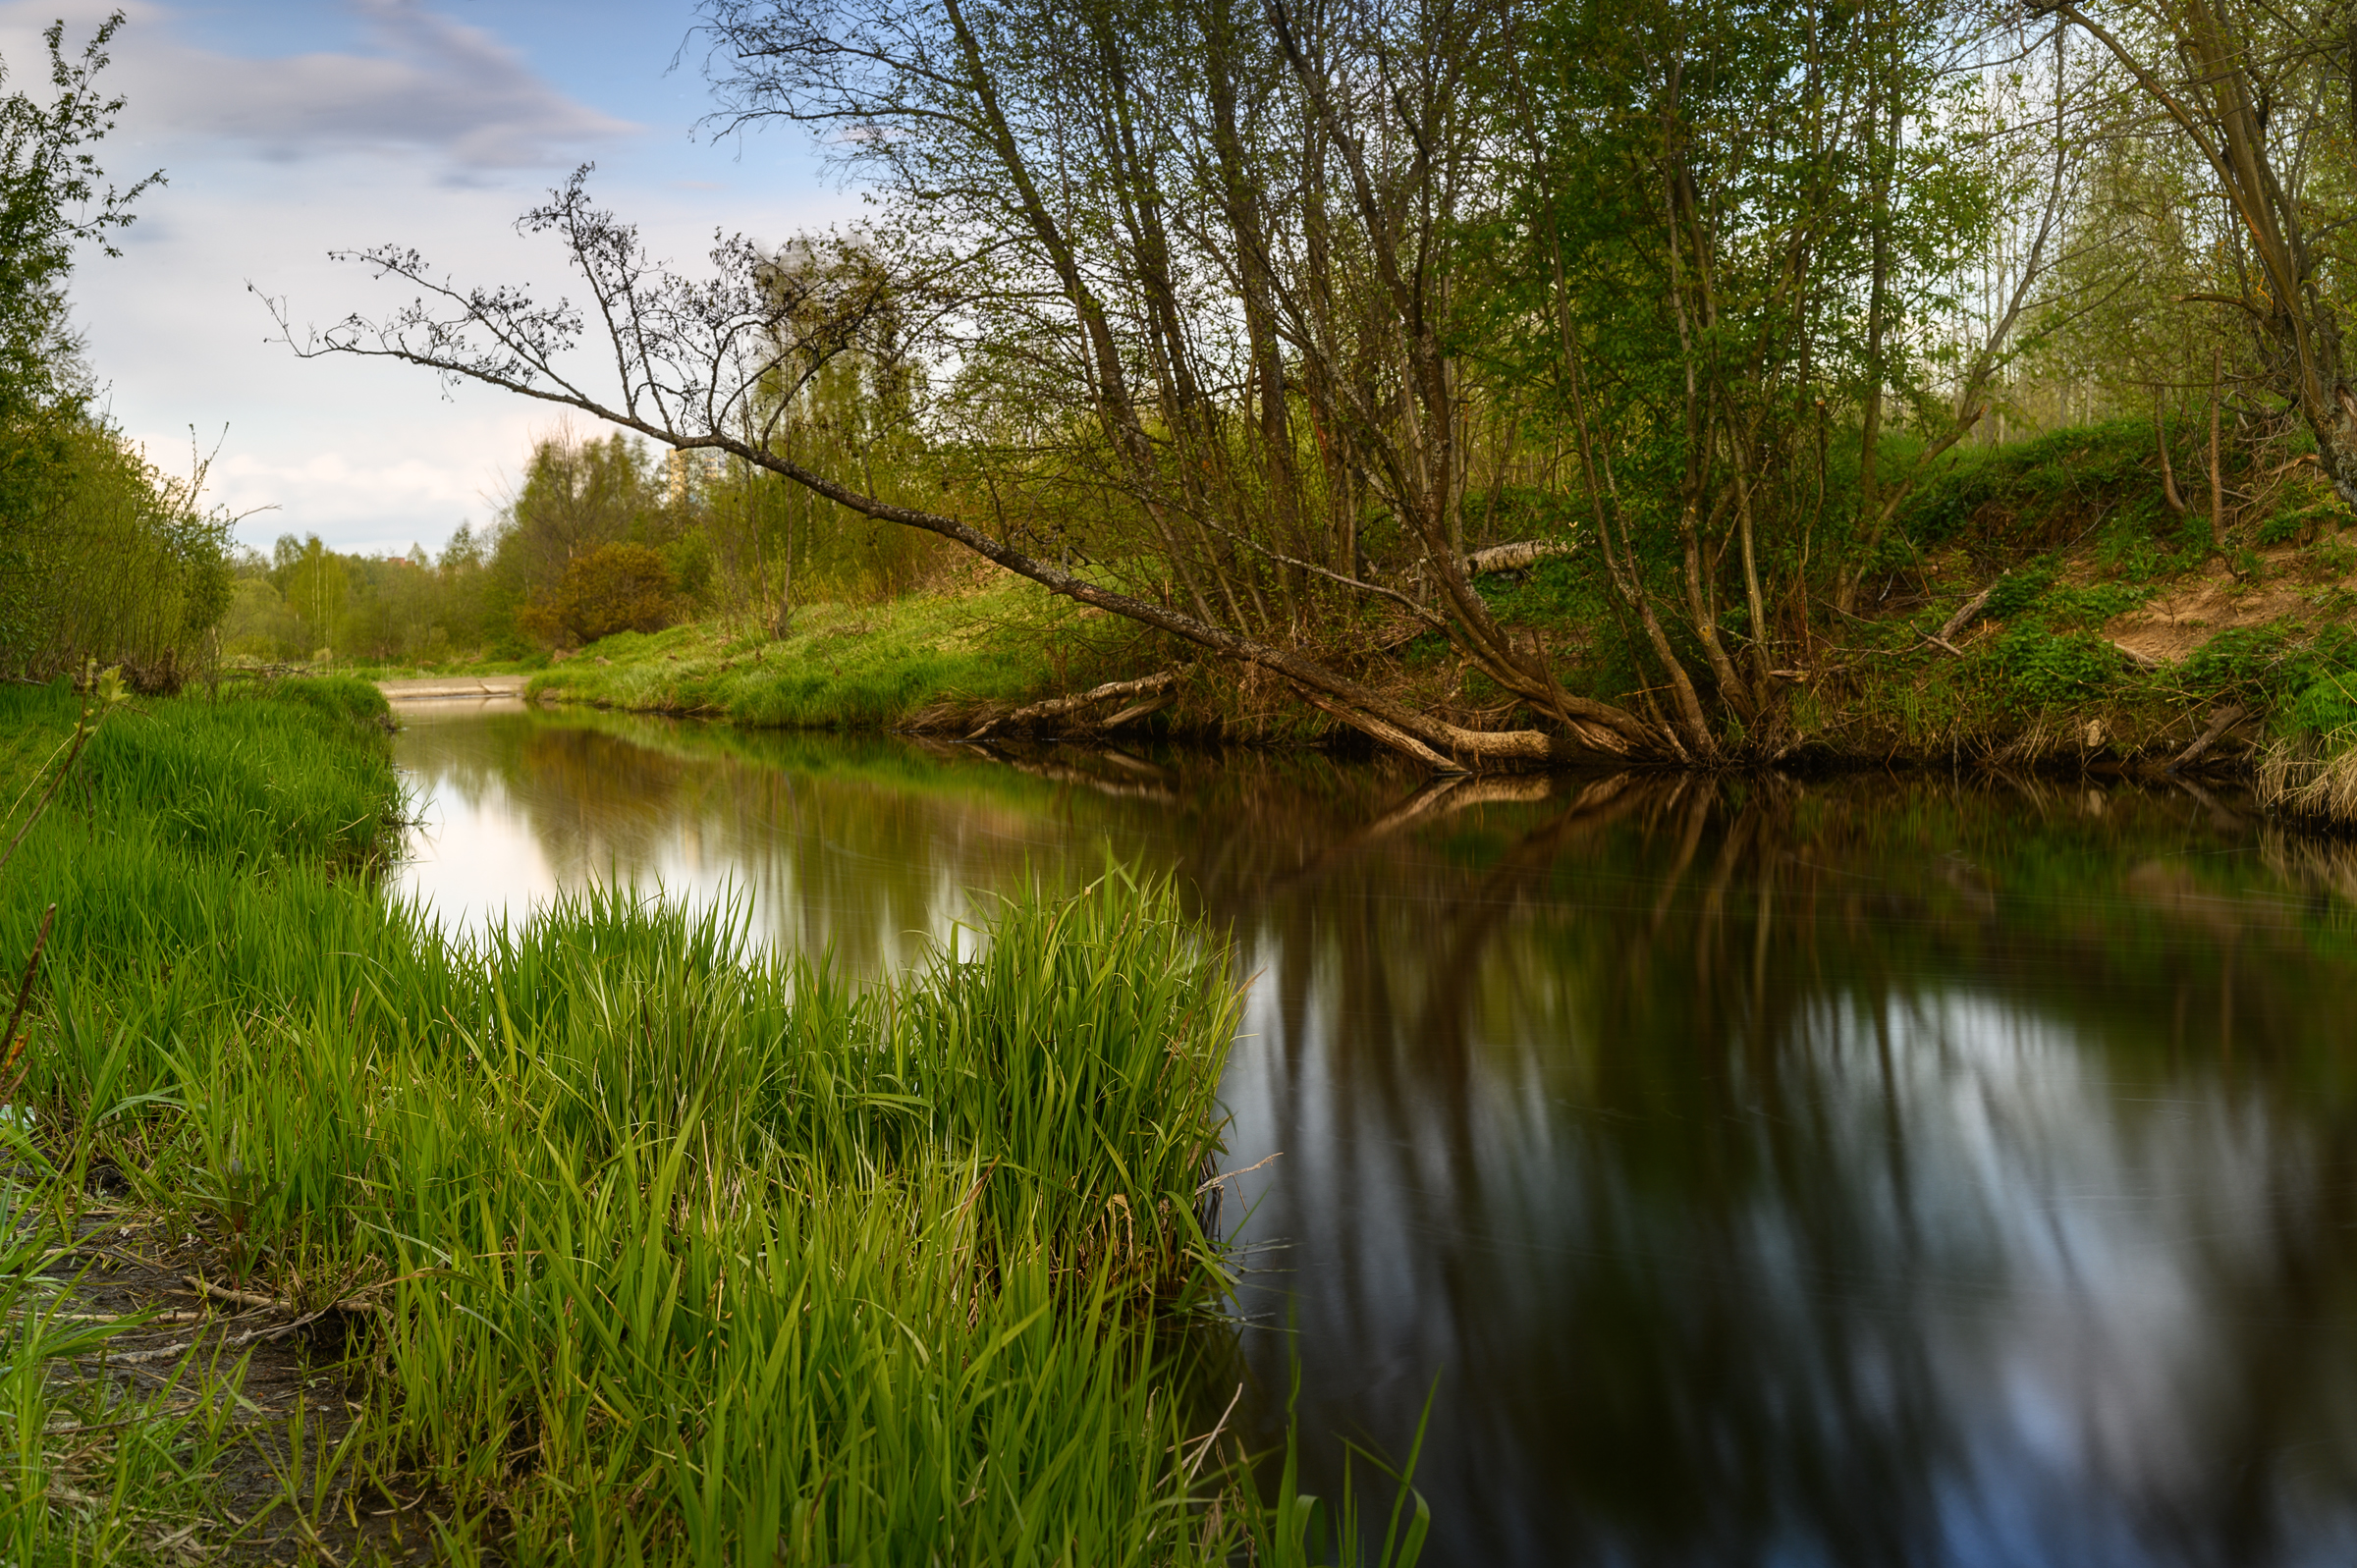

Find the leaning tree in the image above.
[{"left": 285, "top": 0, "right": 2034, "bottom": 770}]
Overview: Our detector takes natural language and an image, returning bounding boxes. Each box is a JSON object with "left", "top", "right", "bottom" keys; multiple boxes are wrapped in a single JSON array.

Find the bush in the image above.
[
  {"left": 1991, "top": 622, "right": 2119, "bottom": 707},
  {"left": 2179, "top": 623, "right": 2298, "bottom": 697},
  {"left": 1983, "top": 556, "right": 2061, "bottom": 621},
  {"left": 2280, "top": 668, "right": 2357, "bottom": 740},
  {"left": 218, "top": 575, "right": 304, "bottom": 661},
  {"left": 516, "top": 542, "right": 677, "bottom": 648},
  {"left": 0, "top": 414, "right": 231, "bottom": 688}
]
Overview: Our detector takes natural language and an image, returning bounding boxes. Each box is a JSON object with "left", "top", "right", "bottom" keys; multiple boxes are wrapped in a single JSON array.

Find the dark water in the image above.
[{"left": 392, "top": 697, "right": 2357, "bottom": 1568}]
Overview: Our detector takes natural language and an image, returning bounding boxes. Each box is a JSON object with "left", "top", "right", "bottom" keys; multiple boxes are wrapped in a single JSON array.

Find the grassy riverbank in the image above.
[
  {"left": 0, "top": 677, "right": 1350, "bottom": 1561},
  {"left": 521, "top": 581, "right": 1124, "bottom": 730},
  {"left": 341, "top": 419, "right": 2357, "bottom": 824}
]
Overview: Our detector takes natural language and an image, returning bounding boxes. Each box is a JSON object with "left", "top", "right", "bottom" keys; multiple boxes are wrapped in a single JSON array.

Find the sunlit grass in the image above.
[
  {"left": 527, "top": 581, "right": 1108, "bottom": 730},
  {"left": 0, "top": 676, "right": 1440, "bottom": 1562}
]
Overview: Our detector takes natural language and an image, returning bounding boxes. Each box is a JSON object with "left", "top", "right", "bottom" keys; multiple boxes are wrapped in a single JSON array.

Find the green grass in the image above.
[
  {"left": 0, "top": 678, "right": 1400, "bottom": 1561},
  {"left": 528, "top": 582, "right": 1115, "bottom": 730},
  {"left": 1892, "top": 418, "right": 2181, "bottom": 559},
  {"left": 0, "top": 1213, "right": 247, "bottom": 1562}
]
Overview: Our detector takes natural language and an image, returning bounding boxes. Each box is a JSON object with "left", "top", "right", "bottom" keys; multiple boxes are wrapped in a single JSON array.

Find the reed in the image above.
[{"left": 0, "top": 675, "right": 1430, "bottom": 1562}]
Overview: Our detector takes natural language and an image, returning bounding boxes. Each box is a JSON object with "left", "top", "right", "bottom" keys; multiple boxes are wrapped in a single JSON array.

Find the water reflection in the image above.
[
  {"left": 391, "top": 697, "right": 1121, "bottom": 968},
  {"left": 392, "top": 701, "right": 2357, "bottom": 1567}
]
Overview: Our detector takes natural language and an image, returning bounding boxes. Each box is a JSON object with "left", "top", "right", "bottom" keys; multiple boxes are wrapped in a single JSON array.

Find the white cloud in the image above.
[
  {"left": 2, "top": 0, "right": 633, "bottom": 169},
  {"left": 148, "top": 1, "right": 634, "bottom": 167},
  {"left": 1, "top": 0, "right": 860, "bottom": 555}
]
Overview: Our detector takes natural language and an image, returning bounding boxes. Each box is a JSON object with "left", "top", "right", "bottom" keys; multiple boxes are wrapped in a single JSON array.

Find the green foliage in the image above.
[
  {"left": 217, "top": 574, "right": 301, "bottom": 660},
  {"left": 661, "top": 524, "right": 715, "bottom": 603},
  {"left": 80, "top": 676, "right": 398, "bottom": 869},
  {"left": 1990, "top": 622, "right": 2121, "bottom": 707},
  {"left": 286, "top": 424, "right": 897, "bottom": 665},
  {"left": 2309, "top": 536, "right": 2357, "bottom": 576},
  {"left": 0, "top": 415, "right": 230, "bottom": 688},
  {"left": 1431, "top": 0, "right": 2016, "bottom": 719},
  {"left": 2094, "top": 509, "right": 2168, "bottom": 582},
  {"left": 231, "top": 526, "right": 511, "bottom": 669},
  {"left": 531, "top": 585, "right": 1082, "bottom": 729},
  {"left": 516, "top": 540, "right": 677, "bottom": 648},
  {"left": 0, "top": 18, "right": 215, "bottom": 692},
  {"left": 2279, "top": 667, "right": 2357, "bottom": 741},
  {"left": 1984, "top": 557, "right": 2062, "bottom": 620},
  {"left": 1895, "top": 421, "right": 2168, "bottom": 555},
  {"left": 2167, "top": 625, "right": 2357, "bottom": 732},
  {"left": 0, "top": 1211, "right": 240, "bottom": 1562},
  {"left": 2041, "top": 580, "right": 2147, "bottom": 629},
  {"left": 1476, "top": 553, "right": 1595, "bottom": 625},
  {"left": 0, "top": 12, "right": 158, "bottom": 427},
  {"left": 1400, "top": 631, "right": 1453, "bottom": 670},
  {"left": 2258, "top": 501, "right": 2340, "bottom": 545},
  {"left": 2178, "top": 623, "right": 2300, "bottom": 697},
  {"left": 0, "top": 682, "right": 1378, "bottom": 1560}
]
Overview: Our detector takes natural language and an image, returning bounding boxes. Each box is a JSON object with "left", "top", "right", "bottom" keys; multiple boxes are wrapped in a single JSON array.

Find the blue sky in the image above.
[{"left": 1, "top": 0, "right": 864, "bottom": 554}]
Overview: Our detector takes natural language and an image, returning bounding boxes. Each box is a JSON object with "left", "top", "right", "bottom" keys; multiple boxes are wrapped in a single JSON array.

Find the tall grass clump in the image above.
[
  {"left": 0, "top": 676, "right": 1398, "bottom": 1561},
  {"left": 2258, "top": 664, "right": 2357, "bottom": 825},
  {"left": 319, "top": 878, "right": 1245, "bottom": 1558}
]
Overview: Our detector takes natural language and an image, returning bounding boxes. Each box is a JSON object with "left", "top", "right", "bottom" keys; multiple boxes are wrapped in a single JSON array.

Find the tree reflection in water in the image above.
[{"left": 394, "top": 699, "right": 2357, "bottom": 1568}]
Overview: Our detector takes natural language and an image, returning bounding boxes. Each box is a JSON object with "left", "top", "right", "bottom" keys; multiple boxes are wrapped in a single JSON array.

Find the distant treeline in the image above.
[
  {"left": 2, "top": 15, "right": 960, "bottom": 682},
  {"left": 223, "top": 415, "right": 965, "bottom": 667}
]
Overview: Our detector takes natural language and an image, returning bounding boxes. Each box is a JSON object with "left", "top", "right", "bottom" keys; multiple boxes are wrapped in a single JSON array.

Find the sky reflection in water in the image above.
[{"left": 392, "top": 697, "right": 2357, "bottom": 1567}]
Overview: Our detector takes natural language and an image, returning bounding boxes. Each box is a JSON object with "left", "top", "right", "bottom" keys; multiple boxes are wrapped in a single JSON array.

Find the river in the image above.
[{"left": 389, "top": 694, "right": 2357, "bottom": 1568}]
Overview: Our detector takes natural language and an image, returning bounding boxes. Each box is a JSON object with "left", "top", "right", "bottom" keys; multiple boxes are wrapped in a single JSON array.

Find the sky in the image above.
[{"left": 0, "top": 0, "right": 866, "bottom": 557}]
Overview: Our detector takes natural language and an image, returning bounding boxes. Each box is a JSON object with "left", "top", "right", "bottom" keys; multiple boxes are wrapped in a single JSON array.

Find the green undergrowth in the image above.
[
  {"left": 527, "top": 581, "right": 1112, "bottom": 730},
  {"left": 1461, "top": 420, "right": 2357, "bottom": 767},
  {"left": 0, "top": 679, "right": 1409, "bottom": 1562},
  {"left": 1811, "top": 605, "right": 2357, "bottom": 758}
]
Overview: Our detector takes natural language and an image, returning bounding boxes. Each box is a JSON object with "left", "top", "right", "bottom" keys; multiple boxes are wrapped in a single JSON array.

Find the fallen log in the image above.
[
  {"left": 2167, "top": 703, "right": 2248, "bottom": 770},
  {"left": 1925, "top": 576, "right": 2003, "bottom": 656},
  {"left": 1462, "top": 539, "right": 1577, "bottom": 575},
  {"left": 1099, "top": 691, "right": 1176, "bottom": 729},
  {"left": 1936, "top": 580, "right": 2000, "bottom": 641},
  {"left": 963, "top": 671, "right": 1180, "bottom": 741}
]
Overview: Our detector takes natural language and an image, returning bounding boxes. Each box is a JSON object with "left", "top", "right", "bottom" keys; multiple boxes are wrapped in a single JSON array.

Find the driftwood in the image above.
[
  {"left": 1925, "top": 576, "right": 2003, "bottom": 657},
  {"left": 961, "top": 671, "right": 1180, "bottom": 741},
  {"left": 184, "top": 1277, "right": 285, "bottom": 1313},
  {"left": 1098, "top": 692, "right": 1175, "bottom": 729},
  {"left": 2167, "top": 703, "right": 2248, "bottom": 770},
  {"left": 102, "top": 1276, "right": 393, "bottom": 1367}
]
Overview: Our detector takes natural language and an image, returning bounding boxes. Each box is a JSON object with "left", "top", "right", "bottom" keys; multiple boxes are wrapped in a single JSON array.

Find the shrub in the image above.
[
  {"left": 517, "top": 542, "right": 677, "bottom": 648},
  {"left": 1984, "top": 556, "right": 2061, "bottom": 621},
  {"left": 2279, "top": 668, "right": 2357, "bottom": 740},
  {"left": 1991, "top": 622, "right": 2119, "bottom": 707},
  {"left": 2179, "top": 623, "right": 2298, "bottom": 697},
  {"left": 0, "top": 415, "right": 231, "bottom": 688}
]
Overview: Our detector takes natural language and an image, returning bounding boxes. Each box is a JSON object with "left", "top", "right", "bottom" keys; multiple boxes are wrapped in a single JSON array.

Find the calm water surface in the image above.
[{"left": 392, "top": 696, "right": 2357, "bottom": 1568}]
